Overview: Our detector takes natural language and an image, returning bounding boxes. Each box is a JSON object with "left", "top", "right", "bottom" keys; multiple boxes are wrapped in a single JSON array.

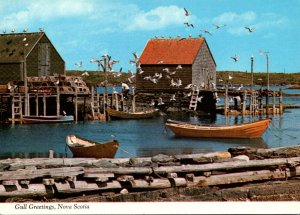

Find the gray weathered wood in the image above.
[
  {"left": 153, "top": 157, "right": 300, "bottom": 174},
  {"left": 84, "top": 167, "right": 152, "bottom": 175},
  {"left": 0, "top": 184, "right": 49, "bottom": 197},
  {"left": 0, "top": 167, "right": 84, "bottom": 180},
  {"left": 189, "top": 166, "right": 300, "bottom": 187},
  {"left": 130, "top": 179, "right": 172, "bottom": 189}
]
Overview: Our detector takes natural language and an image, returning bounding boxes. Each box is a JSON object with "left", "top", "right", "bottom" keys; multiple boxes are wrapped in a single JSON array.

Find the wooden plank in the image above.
[
  {"left": 130, "top": 179, "right": 172, "bottom": 189},
  {"left": 2, "top": 180, "right": 18, "bottom": 186},
  {"left": 83, "top": 173, "right": 114, "bottom": 178},
  {"left": 84, "top": 167, "right": 152, "bottom": 175},
  {"left": 0, "top": 167, "right": 84, "bottom": 180},
  {"left": 0, "top": 184, "right": 49, "bottom": 198},
  {"left": 174, "top": 151, "right": 231, "bottom": 163},
  {"left": 189, "top": 167, "right": 300, "bottom": 187},
  {"left": 153, "top": 157, "right": 300, "bottom": 174}
]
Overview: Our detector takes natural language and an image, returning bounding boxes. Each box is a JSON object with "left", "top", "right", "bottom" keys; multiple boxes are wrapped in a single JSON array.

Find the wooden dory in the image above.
[
  {"left": 165, "top": 118, "right": 271, "bottom": 139},
  {"left": 66, "top": 134, "right": 119, "bottom": 158},
  {"left": 106, "top": 108, "right": 159, "bottom": 119},
  {"left": 22, "top": 115, "right": 74, "bottom": 124}
]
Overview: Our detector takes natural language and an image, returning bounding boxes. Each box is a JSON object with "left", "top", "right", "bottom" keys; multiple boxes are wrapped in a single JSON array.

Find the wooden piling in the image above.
[
  {"left": 35, "top": 94, "right": 39, "bottom": 116},
  {"left": 279, "top": 89, "right": 283, "bottom": 114},
  {"left": 242, "top": 90, "right": 247, "bottom": 115},
  {"left": 273, "top": 91, "right": 276, "bottom": 114},
  {"left": 56, "top": 85, "right": 60, "bottom": 117},
  {"left": 115, "top": 93, "right": 119, "bottom": 111},
  {"left": 224, "top": 86, "right": 228, "bottom": 115},
  {"left": 75, "top": 87, "right": 78, "bottom": 122},
  {"left": 43, "top": 93, "right": 46, "bottom": 116}
]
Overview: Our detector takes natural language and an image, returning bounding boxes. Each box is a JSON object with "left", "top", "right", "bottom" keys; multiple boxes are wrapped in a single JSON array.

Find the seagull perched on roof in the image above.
[
  {"left": 157, "top": 60, "right": 164, "bottom": 64},
  {"left": 231, "top": 55, "right": 239, "bottom": 62},
  {"left": 245, "top": 26, "right": 254, "bottom": 33},
  {"left": 162, "top": 67, "right": 170, "bottom": 73},
  {"left": 184, "top": 8, "right": 191, "bottom": 16}
]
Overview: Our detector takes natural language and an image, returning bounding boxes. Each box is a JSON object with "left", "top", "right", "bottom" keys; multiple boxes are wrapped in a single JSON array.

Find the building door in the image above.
[{"left": 38, "top": 43, "right": 50, "bottom": 76}]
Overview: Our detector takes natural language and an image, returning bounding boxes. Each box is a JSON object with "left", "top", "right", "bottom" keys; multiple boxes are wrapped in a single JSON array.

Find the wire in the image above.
[{"left": 118, "top": 146, "right": 135, "bottom": 157}]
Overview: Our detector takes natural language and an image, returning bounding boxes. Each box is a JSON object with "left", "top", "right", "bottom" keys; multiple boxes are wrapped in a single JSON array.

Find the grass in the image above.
[{"left": 67, "top": 70, "right": 300, "bottom": 87}]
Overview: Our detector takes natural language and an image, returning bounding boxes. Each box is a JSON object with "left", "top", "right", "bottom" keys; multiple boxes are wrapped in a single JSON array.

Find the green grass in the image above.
[{"left": 67, "top": 70, "right": 300, "bottom": 87}]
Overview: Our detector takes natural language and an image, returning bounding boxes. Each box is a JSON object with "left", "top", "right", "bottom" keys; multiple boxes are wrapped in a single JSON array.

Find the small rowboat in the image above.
[
  {"left": 106, "top": 108, "right": 159, "bottom": 119},
  {"left": 22, "top": 115, "right": 74, "bottom": 124},
  {"left": 66, "top": 134, "right": 119, "bottom": 158},
  {"left": 165, "top": 118, "right": 271, "bottom": 139}
]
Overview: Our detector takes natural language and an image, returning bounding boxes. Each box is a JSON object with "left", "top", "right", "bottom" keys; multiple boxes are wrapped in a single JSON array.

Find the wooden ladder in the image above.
[
  {"left": 189, "top": 88, "right": 199, "bottom": 111},
  {"left": 91, "top": 93, "right": 100, "bottom": 120},
  {"left": 250, "top": 91, "right": 259, "bottom": 114},
  {"left": 11, "top": 94, "right": 23, "bottom": 124}
]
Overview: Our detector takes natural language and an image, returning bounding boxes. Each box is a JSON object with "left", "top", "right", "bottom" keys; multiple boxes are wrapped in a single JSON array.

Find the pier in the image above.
[{"left": 0, "top": 75, "right": 285, "bottom": 124}]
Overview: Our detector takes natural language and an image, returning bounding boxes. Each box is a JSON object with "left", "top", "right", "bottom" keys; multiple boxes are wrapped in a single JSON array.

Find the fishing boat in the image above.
[
  {"left": 22, "top": 115, "right": 74, "bottom": 124},
  {"left": 106, "top": 108, "right": 159, "bottom": 119},
  {"left": 66, "top": 134, "right": 119, "bottom": 158},
  {"left": 165, "top": 118, "right": 271, "bottom": 139}
]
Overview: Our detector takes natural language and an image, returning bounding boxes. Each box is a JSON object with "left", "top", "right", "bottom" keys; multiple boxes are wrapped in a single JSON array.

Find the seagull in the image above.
[
  {"left": 170, "top": 94, "right": 176, "bottom": 101},
  {"left": 23, "top": 28, "right": 28, "bottom": 33},
  {"left": 237, "top": 84, "right": 243, "bottom": 90},
  {"left": 245, "top": 26, "right": 254, "bottom": 33},
  {"left": 165, "top": 75, "right": 171, "bottom": 79},
  {"left": 228, "top": 75, "right": 233, "bottom": 80},
  {"left": 170, "top": 79, "right": 176, "bottom": 87},
  {"left": 157, "top": 60, "right": 164, "bottom": 64},
  {"left": 158, "top": 97, "right": 164, "bottom": 105},
  {"left": 184, "top": 22, "right": 194, "bottom": 28},
  {"left": 112, "top": 87, "right": 118, "bottom": 94},
  {"left": 132, "top": 52, "right": 139, "bottom": 60},
  {"left": 169, "top": 71, "right": 176, "bottom": 75},
  {"left": 3, "top": 29, "right": 6, "bottom": 34},
  {"left": 201, "top": 29, "right": 212, "bottom": 36},
  {"left": 54, "top": 80, "right": 60, "bottom": 85},
  {"left": 11, "top": 28, "right": 15, "bottom": 33},
  {"left": 213, "top": 24, "right": 226, "bottom": 29},
  {"left": 231, "top": 55, "right": 239, "bottom": 62},
  {"left": 143, "top": 75, "right": 152, "bottom": 80},
  {"left": 218, "top": 79, "right": 223, "bottom": 82},
  {"left": 150, "top": 100, "right": 155, "bottom": 106},
  {"left": 75, "top": 61, "right": 83, "bottom": 67},
  {"left": 176, "top": 65, "right": 182, "bottom": 70},
  {"left": 63, "top": 110, "right": 67, "bottom": 116},
  {"left": 176, "top": 79, "right": 182, "bottom": 87},
  {"left": 81, "top": 71, "right": 89, "bottom": 76},
  {"left": 162, "top": 67, "right": 170, "bottom": 73},
  {"left": 137, "top": 68, "right": 144, "bottom": 74},
  {"left": 197, "top": 96, "right": 203, "bottom": 103},
  {"left": 39, "top": 27, "right": 44, "bottom": 32},
  {"left": 113, "top": 72, "right": 122, "bottom": 78},
  {"left": 184, "top": 83, "right": 193, "bottom": 89},
  {"left": 184, "top": 8, "right": 191, "bottom": 16}
]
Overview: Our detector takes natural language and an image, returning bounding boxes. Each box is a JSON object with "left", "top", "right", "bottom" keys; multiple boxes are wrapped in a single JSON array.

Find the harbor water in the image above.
[{"left": 0, "top": 86, "right": 300, "bottom": 159}]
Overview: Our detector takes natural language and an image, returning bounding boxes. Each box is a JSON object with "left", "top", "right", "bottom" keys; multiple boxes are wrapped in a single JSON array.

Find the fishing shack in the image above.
[
  {"left": 0, "top": 32, "right": 65, "bottom": 84},
  {"left": 134, "top": 37, "right": 217, "bottom": 113}
]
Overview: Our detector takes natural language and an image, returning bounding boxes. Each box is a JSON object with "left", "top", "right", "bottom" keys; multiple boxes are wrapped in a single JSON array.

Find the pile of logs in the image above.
[{"left": 1, "top": 145, "right": 300, "bottom": 201}]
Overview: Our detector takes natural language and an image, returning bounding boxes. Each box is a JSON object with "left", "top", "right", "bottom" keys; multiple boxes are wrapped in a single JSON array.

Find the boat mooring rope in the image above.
[{"left": 118, "top": 146, "right": 135, "bottom": 157}]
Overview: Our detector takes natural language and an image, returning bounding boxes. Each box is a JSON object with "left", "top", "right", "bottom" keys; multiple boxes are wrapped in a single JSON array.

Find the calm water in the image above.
[{"left": 0, "top": 86, "right": 300, "bottom": 159}]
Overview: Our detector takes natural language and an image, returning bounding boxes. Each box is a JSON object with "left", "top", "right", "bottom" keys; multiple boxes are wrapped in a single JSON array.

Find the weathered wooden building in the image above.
[
  {"left": 136, "top": 38, "right": 216, "bottom": 91},
  {"left": 0, "top": 32, "right": 65, "bottom": 84}
]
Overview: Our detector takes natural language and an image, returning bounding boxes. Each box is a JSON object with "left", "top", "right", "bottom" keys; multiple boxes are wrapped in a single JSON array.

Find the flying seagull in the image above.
[
  {"left": 213, "top": 24, "right": 226, "bottom": 29},
  {"left": 184, "top": 8, "right": 191, "bottom": 16},
  {"left": 245, "top": 27, "right": 254, "bottom": 33},
  {"left": 201, "top": 29, "right": 212, "bottom": 36},
  {"left": 75, "top": 61, "right": 83, "bottom": 67},
  {"left": 231, "top": 55, "right": 239, "bottom": 62}
]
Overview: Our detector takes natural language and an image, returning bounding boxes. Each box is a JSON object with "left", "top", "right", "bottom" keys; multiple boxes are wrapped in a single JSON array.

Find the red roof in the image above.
[{"left": 139, "top": 38, "right": 205, "bottom": 65}]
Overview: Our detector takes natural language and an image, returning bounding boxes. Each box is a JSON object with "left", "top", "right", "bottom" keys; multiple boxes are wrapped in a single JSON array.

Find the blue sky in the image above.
[{"left": 1, "top": 0, "right": 299, "bottom": 73}]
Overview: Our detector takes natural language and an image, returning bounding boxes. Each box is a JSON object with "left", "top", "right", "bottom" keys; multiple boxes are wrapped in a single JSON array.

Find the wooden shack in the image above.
[
  {"left": 136, "top": 38, "right": 216, "bottom": 92},
  {"left": 0, "top": 32, "right": 65, "bottom": 84}
]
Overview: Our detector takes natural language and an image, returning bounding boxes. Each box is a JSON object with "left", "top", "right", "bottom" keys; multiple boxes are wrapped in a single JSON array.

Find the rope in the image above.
[{"left": 117, "top": 146, "right": 135, "bottom": 157}]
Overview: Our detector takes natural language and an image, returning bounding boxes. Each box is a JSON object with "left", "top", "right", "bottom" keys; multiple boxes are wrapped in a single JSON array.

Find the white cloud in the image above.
[
  {"left": 0, "top": 0, "right": 95, "bottom": 29},
  {"left": 125, "top": 5, "right": 187, "bottom": 31},
  {"left": 213, "top": 11, "right": 288, "bottom": 36}
]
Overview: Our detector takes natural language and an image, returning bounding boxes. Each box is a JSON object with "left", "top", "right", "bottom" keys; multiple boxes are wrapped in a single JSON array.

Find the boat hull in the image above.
[
  {"left": 66, "top": 135, "right": 119, "bottom": 158},
  {"left": 22, "top": 115, "right": 74, "bottom": 124},
  {"left": 106, "top": 108, "right": 159, "bottom": 119},
  {"left": 165, "top": 118, "right": 271, "bottom": 139}
]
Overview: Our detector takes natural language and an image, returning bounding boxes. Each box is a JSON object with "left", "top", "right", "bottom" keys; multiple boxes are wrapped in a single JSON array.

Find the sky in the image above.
[{"left": 1, "top": 0, "right": 299, "bottom": 73}]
